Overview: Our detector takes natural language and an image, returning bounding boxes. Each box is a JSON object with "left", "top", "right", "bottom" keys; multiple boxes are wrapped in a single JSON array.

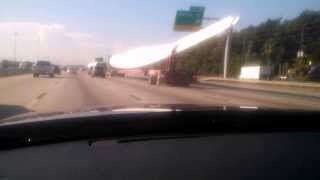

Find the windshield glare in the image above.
[{"left": 0, "top": 0, "right": 320, "bottom": 120}]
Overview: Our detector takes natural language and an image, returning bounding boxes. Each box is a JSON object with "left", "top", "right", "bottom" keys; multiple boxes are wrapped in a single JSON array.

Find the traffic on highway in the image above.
[
  {"left": 1, "top": 63, "right": 320, "bottom": 120},
  {"left": 1, "top": 12, "right": 320, "bottom": 119},
  {"left": 1, "top": 1, "right": 320, "bottom": 179}
]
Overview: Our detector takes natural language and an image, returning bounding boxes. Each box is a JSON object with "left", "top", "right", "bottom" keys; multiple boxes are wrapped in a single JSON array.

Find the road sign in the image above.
[
  {"left": 174, "top": 6, "right": 205, "bottom": 32},
  {"left": 190, "top": 6, "right": 205, "bottom": 23}
]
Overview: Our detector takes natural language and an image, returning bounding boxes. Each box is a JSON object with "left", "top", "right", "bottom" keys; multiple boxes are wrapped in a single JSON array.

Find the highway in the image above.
[{"left": 1, "top": 72, "right": 320, "bottom": 119}]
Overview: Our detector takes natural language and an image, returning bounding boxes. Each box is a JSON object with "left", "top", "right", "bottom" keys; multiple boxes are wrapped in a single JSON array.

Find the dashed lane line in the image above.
[
  {"left": 26, "top": 92, "right": 46, "bottom": 109},
  {"left": 129, "top": 94, "right": 142, "bottom": 101}
]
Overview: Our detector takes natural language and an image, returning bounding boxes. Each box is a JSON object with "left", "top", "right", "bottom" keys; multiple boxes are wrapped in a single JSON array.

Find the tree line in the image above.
[{"left": 178, "top": 10, "right": 320, "bottom": 79}]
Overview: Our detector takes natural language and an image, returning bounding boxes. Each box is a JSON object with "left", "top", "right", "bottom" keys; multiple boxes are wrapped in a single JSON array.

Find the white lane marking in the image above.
[
  {"left": 26, "top": 92, "right": 46, "bottom": 109},
  {"left": 26, "top": 99, "right": 40, "bottom": 109},
  {"left": 129, "top": 94, "right": 142, "bottom": 101}
]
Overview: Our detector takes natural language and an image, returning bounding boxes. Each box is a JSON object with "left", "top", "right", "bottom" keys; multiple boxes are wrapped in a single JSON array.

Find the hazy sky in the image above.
[{"left": 0, "top": 0, "right": 319, "bottom": 64}]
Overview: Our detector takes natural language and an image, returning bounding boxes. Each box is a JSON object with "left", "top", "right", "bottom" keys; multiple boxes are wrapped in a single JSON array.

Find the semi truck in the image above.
[
  {"left": 111, "top": 48, "right": 194, "bottom": 85},
  {"left": 144, "top": 48, "right": 194, "bottom": 85}
]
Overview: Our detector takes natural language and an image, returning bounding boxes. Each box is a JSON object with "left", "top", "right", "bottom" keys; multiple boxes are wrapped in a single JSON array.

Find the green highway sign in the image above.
[
  {"left": 175, "top": 10, "right": 196, "bottom": 25},
  {"left": 174, "top": 6, "right": 205, "bottom": 31},
  {"left": 190, "top": 6, "right": 205, "bottom": 24}
]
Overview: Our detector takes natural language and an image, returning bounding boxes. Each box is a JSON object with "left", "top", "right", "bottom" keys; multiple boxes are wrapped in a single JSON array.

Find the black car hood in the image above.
[
  {"left": 0, "top": 104, "right": 318, "bottom": 150},
  {"left": 1, "top": 104, "right": 260, "bottom": 125}
]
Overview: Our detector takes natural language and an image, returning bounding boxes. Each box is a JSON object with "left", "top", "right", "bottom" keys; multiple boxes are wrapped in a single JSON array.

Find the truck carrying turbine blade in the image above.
[{"left": 109, "top": 16, "right": 240, "bottom": 69}]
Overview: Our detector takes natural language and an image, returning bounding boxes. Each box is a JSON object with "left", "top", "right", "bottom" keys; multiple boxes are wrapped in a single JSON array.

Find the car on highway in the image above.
[
  {"left": 308, "top": 64, "right": 320, "bottom": 81},
  {"left": 32, "top": 60, "right": 55, "bottom": 78},
  {"left": 67, "top": 67, "right": 78, "bottom": 75},
  {"left": 79, "top": 67, "right": 86, "bottom": 72},
  {"left": 54, "top": 65, "right": 61, "bottom": 75}
]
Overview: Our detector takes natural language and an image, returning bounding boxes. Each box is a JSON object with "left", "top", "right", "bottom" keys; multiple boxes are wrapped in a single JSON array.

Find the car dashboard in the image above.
[{"left": 0, "top": 108, "right": 320, "bottom": 179}]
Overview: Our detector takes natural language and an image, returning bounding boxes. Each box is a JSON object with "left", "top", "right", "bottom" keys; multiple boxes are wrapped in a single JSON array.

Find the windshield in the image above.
[{"left": 0, "top": 0, "right": 320, "bottom": 120}]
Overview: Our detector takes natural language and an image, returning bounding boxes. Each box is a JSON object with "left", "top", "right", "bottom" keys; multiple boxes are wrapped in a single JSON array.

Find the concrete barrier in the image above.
[
  {"left": 0, "top": 68, "right": 31, "bottom": 77},
  {"left": 197, "top": 76, "right": 320, "bottom": 98}
]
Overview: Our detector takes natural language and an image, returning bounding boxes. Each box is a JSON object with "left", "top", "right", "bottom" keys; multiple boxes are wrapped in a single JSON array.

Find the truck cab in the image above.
[
  {"left": 88, "top": 62, "right": 107, "bottom": 78},
  {"left": 148, "top": 48, "right": 194, "bottom": 86}
]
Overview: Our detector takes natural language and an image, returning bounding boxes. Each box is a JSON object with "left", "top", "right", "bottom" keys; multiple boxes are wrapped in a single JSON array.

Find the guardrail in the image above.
[
  {"left": 0, "top": 68, "right": 32, "bottom": 77},
  {"left": 197, "top": 76, "right": 320, "bottom": 98}
]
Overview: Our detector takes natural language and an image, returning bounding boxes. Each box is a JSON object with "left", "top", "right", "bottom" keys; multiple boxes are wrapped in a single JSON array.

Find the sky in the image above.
[{"left": 0, "top": 0, "right": 319, "bottom": 65}]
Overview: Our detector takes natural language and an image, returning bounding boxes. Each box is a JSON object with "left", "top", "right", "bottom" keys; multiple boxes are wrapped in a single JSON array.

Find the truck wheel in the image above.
[
  {"left": 49, "top": 74, "right": 54, "bottom": 78},
  {"left": 33, "top": 73, "right": 39, "bottom": 78}
]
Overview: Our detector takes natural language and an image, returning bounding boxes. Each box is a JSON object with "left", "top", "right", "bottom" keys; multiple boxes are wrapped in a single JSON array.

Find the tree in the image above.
[
  {"left": 179, "top": 10, "right": 320, "bottom": 79},
  {"left": 262, "top": 38, "right": 276, "bottom": 65}
]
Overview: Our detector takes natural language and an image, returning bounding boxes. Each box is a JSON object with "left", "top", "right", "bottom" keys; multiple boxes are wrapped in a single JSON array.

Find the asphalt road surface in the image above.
[{"left": 1, "top": 72, "right": 320, "bottom": 119}]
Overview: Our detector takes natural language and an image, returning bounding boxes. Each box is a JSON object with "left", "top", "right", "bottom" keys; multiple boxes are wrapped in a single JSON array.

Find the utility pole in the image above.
[
  {"left": 300, "top": 24, "right": 305, "bottom": 50},
  {"left": 297, "top": 24, "right": 305, "bottom": 58},
  {"left": 13, "top": 32, "right": 18, "bottom": 62}
]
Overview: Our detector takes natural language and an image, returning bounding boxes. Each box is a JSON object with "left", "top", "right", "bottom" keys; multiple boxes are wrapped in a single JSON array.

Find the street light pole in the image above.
[
  {"left": 223, "top": 28, "right": 232, "bottom": 79},
  {"left": 297, "top": 24, "right": 305, "bottom": 59},
  {"left": 13, "top": 32, "right": 18, "bottom": 62},
  {"left": 203, "top": 17, "right": 233, "bottom": 79}
]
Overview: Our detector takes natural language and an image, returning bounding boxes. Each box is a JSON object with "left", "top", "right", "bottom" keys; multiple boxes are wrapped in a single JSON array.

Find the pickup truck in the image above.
[{"left": 32, "top": 60, "right": 55, "bottom": 78}]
